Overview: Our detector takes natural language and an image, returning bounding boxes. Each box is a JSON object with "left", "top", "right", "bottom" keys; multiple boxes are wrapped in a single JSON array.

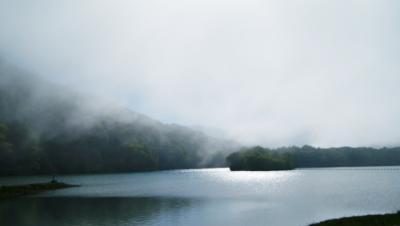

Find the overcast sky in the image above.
[{"left": 1, "top": 0, "right": 399, "bottom": 147}]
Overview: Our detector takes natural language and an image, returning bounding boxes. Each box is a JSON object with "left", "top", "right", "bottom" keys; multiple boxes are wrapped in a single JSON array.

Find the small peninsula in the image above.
[{"left": 0, "top": 181, "right": 79, "bottom": 199}]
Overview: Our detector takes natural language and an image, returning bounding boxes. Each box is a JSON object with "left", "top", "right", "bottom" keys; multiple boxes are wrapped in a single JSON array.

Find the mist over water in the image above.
[{"left": 1, "top": 0, "right": 400, "bottom": 147}]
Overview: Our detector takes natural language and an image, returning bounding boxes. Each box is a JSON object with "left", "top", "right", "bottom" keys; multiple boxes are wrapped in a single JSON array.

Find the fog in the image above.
[{"left": 1, "top": 0, "right": 399, "bottom": 147}]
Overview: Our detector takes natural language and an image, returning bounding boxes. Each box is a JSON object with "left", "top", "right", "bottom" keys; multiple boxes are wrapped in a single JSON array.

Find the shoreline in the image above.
[
  {"left": 310, "top": 211, "right": 400, "bottom": 226},
  {"left": 0, "top": 182, "right": 79, "bottom": 200}
]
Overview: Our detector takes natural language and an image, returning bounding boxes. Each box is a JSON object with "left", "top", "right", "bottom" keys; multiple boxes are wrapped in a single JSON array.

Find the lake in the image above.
[{"left": 1, "top": 167, "right": 400, "bottom": 226}]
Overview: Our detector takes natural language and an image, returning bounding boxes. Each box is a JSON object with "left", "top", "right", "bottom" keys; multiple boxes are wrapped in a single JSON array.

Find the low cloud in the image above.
[{"left": 1, "top": 0, "right": 399, "bottom": 147}]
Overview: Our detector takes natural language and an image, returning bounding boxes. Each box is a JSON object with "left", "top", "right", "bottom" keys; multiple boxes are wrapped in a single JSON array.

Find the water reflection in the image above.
[
  {"left": 0, "top": 197, "right": 192, "bottom": 226},
  {"left": 1, "top": 167, "right": 400, "bottom": 226}
]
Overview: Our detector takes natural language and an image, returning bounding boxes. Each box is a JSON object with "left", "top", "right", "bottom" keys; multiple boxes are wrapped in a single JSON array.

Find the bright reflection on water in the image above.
[{"left": 1, "top": 167, "right": 400, "bottom": 226}]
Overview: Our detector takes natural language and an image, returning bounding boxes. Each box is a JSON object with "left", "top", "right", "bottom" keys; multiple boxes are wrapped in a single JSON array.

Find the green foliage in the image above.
[
  {"left": 0, "top": 115, "right": 232, "bottom": 175},
  {"left": 0, "top": 123, "right": 15, "bottom": 174},
  {"left": 0, "top": 118, "right": 225, "bottom": 175}
]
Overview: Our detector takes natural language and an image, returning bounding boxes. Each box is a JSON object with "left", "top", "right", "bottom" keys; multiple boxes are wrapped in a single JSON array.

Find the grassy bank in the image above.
[
  {"left": 310, "top": 211, "right": 400, "bottom": 226},
  {"left": 0, "top": 182, "right": 79, "bottom": 199}
]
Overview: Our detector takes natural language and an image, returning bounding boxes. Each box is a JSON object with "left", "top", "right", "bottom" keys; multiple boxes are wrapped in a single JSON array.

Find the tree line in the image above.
[
  {"left": 0, "top": 118, "right": 232, "bottom": 175},
  {"left": 226, "top": 145, "right": 400, "bottom": 171}
]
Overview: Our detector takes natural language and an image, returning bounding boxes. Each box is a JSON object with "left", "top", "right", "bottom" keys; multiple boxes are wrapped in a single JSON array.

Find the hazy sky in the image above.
[{"left": 1, "top": 0, "right": 400, "bottom": 147}]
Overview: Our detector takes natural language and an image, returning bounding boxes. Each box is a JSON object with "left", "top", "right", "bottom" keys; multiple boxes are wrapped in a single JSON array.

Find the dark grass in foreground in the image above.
[
  {"left": 0, "top": 182, "right": 79, "bottom": 199},
  {"left": 310, "top": 211, "right": 400, "bottom": 226}
]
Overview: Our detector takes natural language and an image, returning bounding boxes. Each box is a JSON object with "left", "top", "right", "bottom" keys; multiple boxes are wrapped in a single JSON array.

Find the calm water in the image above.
[{"left": 1, "top": 167, "right": 400, "bottom": 226}]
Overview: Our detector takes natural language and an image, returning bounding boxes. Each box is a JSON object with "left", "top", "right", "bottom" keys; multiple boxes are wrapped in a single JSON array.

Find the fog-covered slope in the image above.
[{"left": 0, "top": 63, "right": 239, "bottom": 175}]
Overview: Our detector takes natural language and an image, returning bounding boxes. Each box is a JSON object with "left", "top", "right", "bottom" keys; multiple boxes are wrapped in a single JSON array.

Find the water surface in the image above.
[{"left": 1, "top": 167, "right": 399, "bottom": 226}]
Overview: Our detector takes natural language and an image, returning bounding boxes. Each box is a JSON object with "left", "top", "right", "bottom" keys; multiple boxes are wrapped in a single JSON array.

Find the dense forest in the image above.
[
  {"left": 0, "top": 63, "right": 238, "bottom": 175},
  {"left": 227, "top": 146, "right": 400, "bottom": 171}
]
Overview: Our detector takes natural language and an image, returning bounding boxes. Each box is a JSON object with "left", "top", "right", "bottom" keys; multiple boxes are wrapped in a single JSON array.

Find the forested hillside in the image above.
[{"left": 0, "top": 63, "right": 238, "bottom": 175}]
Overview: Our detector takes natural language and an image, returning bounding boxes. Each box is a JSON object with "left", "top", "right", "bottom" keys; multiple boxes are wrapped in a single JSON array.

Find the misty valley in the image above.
[{"left": 2, "top": 0, "right": 400, "bottom": 225}]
